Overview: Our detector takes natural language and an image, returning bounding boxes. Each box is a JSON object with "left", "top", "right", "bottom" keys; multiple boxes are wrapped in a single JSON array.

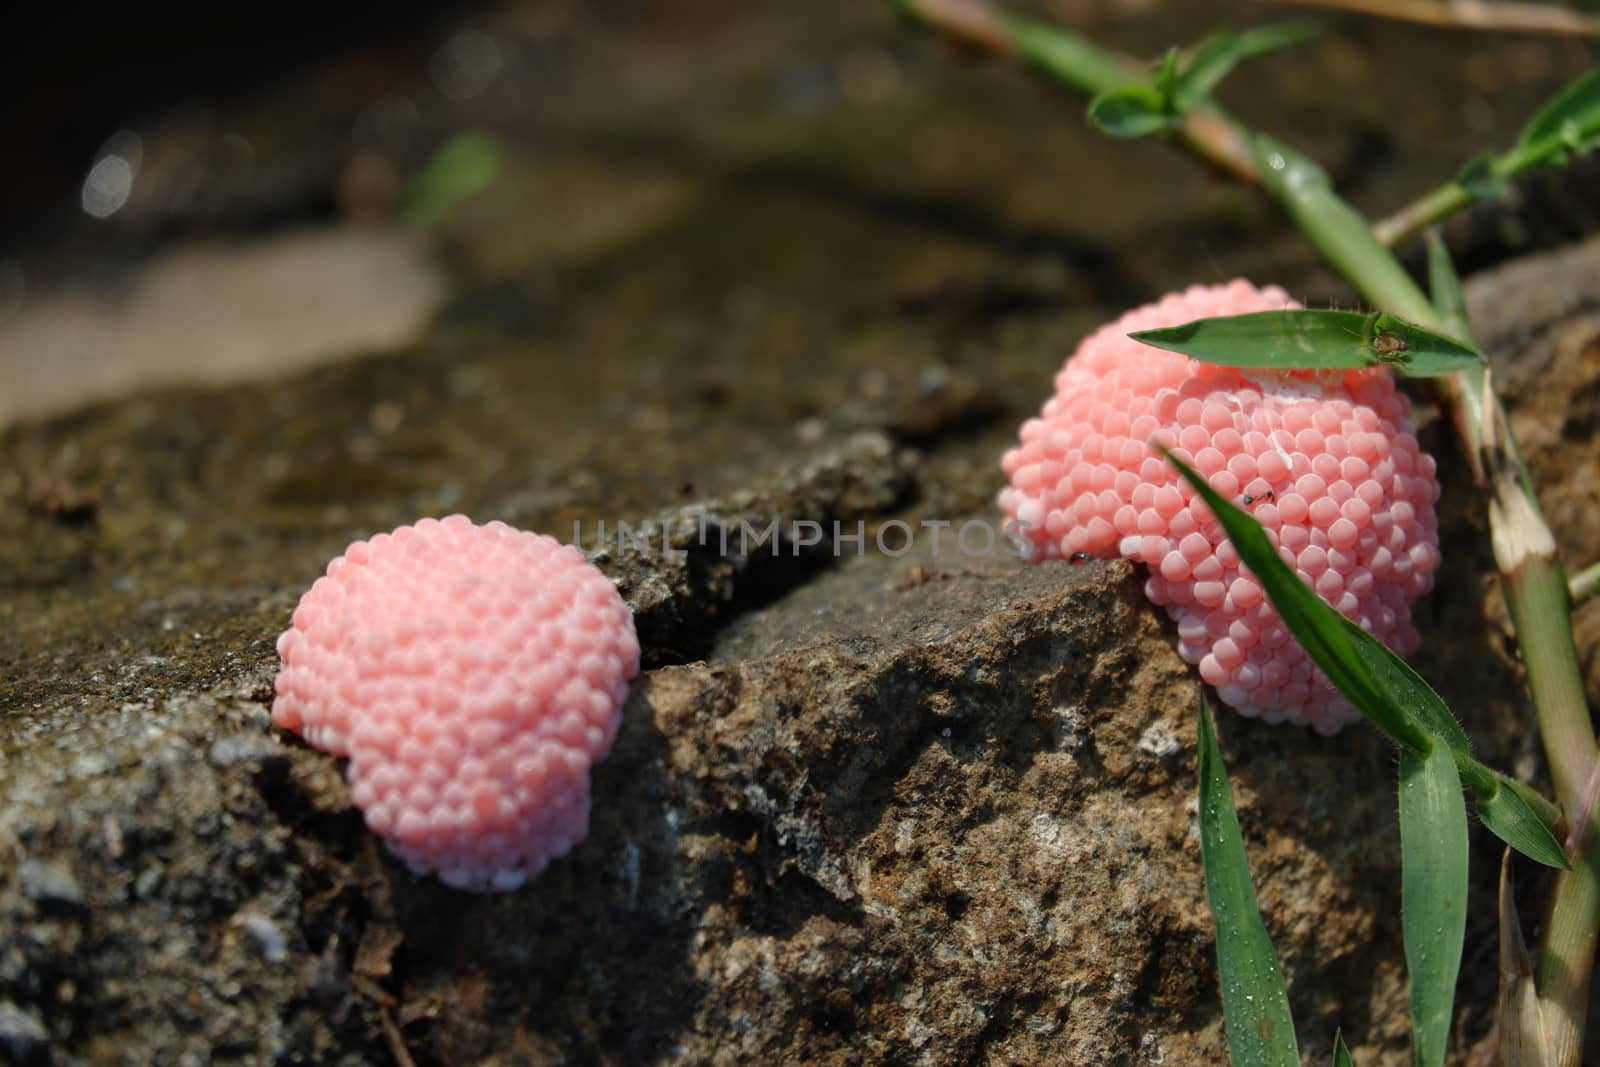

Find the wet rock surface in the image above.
[{"left": 3, "top": 3, "right": 1600, "bottom": 1064}]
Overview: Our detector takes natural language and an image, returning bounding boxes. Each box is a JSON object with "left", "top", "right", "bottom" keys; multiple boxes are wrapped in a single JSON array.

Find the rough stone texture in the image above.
[
  {"left": 2, "top": 2, "right": 1599, "bottom": 1065},
  {"left": 633, "top": 549, "right": 1406, "bottom": 1066}
]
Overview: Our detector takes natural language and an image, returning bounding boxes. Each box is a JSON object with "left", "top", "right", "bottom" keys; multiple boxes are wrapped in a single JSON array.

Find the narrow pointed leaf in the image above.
[
  {"left": 1088, "top": 85, "right": 1171, "bottom": 138},
  {"left": 1332, "top": 613, "right": 1566, "bottom": 868},
  {"left": 1332, "top": 1031, "right": 1354, "bottom": 1067},
  {"left": 1516, "top": 67, "right": 1600, "bottom": 162},
  {"left": 1196, "top": 692, "right": 1301, "bottom": 1067},
  {"left": 1245, "top": 129, "right": 1440, "bottom": 327},
  {"left": 1154, "top": 45, "right": 1180, "bottom": 104},
  {"left": 1426, "top": 232, "right": 1470, "bottom": 343},
  {"left": 1004, "top": 14, "right": 1143, "bottom": 97},
  {"left": 1444, "top": 71, "right": 1600, "bottom": 209},
  {"left": 1130, "top": 309, "right": 1484, "bottom": 378},
  {"left": 1164, "top": 452, "right": 1568, "bottom": 868},
  {"left": 1173, "top": 23, "right": 1316, "bottom": 112},
  {"left": 1474, "top": 773, "right": 1569, "bottom": 870},
  {"left": 1328, "top": 613, "right": 1467, "bottom": 751},
  {"left": 1399, "top": 743, "right": 1468, "bottom": 1067},
  {"left": 1162, "top": 450, "right": 1435, "bottom": 756}
]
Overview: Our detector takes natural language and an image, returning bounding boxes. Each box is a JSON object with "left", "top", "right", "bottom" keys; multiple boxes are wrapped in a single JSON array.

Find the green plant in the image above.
[{"left": 890, "top": 3, "right": 1600, "bottom": 1062}]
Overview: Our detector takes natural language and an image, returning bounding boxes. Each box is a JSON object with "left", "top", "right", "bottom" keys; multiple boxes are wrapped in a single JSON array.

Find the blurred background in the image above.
[{"left": 3, "top": 0, "right": 1597, "bottom": 430}]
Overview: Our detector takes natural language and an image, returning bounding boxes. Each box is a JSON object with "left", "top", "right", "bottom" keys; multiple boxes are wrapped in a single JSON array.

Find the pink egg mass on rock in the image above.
[
  {"left": 1000, "top": 280, "right": 1441, "bottom": 734},
  {"left": 272, "top": 514, "right": 641, "bottom": 891}
]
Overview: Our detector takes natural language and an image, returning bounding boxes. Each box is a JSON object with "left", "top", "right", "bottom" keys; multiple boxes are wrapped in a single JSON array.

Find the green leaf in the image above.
[
  {"left": 1560, "top": 117, "right": 1585, "bottom": 152},
  {"left": 1328, "top": 613, "right": 1468, "bottom": 751},
  {"left": 1088, "top": 85, "right": 1172, "bottom": 137},
  {"left": 1196, "top": 691, "right": 1301, "bottom": 1067},
  {"left": 1245, "top": 130, "right": 1441, "bottom": 328},
  {"left": 1172, "top": 23, "right": 1317, "bottom": 113},
  {"left": 1516, "top": 67, "right": 1600, "bottom": 162},
  {"left": 1426, "top": 232, "right": 1469, "bottom": 344},
  {"left": 1473, "top": 773, "right": 1569, "bottom": 870},
  {"left": 1130, "top": 308, "right": 1484, "bottom": 379},
  {"left": 1154, "top": 45, "right": 1180, "bottom": 104},
  {"left": 1161, "top": 449, "right": 1436, "bottom": 756},
  {"left": 1332, "top": 1031, "right": 1354, "bottom": 1067},
  {"left": 1331, "top": 613, "right": 1566, "bottom": 868},
  {"left": 1398, "top": 743, "right": 1468, "bottom": 1067},
  {"left": 1004, "top": 13, "right": 1146, "bottom": 97},
  {"left": 1162, "top": 451, "right": 1570, "bottom": 869}
]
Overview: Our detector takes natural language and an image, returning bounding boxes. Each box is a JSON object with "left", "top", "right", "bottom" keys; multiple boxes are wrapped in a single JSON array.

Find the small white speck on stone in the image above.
[
  {"left": 69, "top": 754, "right": 109, "bottom": 778},
  {"left": 619, "top": 837, "right": 641, "bottom": 907},
  {"left": 893, "top": 818, "right": 917, "bottom": 854},
  {"left": 1137, "top": 720, "right": 1182, "bottom": 760},
  {"left": 237, "top": 913, "right": 288, "bottom": 963},
  {"left": 1030, "top": 811, "right": 1066, "bottom": 855},
  {"left": 1052, "top": 704, "right": 1088, "bottom": 752}
]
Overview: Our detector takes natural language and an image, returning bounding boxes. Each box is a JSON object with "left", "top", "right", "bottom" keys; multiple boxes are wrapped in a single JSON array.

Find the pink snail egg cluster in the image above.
[
  {"left": 1000, "top": 280, "right": 1441, "bottom": 735},
  {"left": 272, "top": 515, "right": 640, "bottom": 891}
]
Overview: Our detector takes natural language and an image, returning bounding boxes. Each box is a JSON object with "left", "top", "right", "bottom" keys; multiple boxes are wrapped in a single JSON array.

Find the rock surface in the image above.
[{"left": 3, "top": 3, "right": 1600, "bottom": 1065}]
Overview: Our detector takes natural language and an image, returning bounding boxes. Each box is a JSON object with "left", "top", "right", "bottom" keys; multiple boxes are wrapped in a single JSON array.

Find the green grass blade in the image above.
[
  {"left": 1173, "top": 23, "right": 1316, "bottom": 113},
  {"left": 1472, "top": 772, "right": 1569, "bottom": 870},
  {"left": 1516, "top": 67, "right": 1600, "bottom": 163},
  {"left": 1399, "top": 743, "right": 1469, "bottom": 1067},
  {"left": 1327, "top": 612, "right": 1467, "bottom": 750},
  {"left": 1196, "top": 691, "right": 1301, "bottom": 1067},
  {"left": 1154, "top": 45, "right": 1180, "bottom": 103},
  {"left": 1432, "top": 68, "right": 1600, "bottom": 214},
  {"left": 1163, "top": 450, "right": 1569, "bottom": 867},
  {"left": 1332, "top": 613, "right": 1566, "bottom": 868},
  {"left": 1425, "top": 232, "right": 1470, "bottom": 343},
  {"left": 1161, "top": 449, "right": 1435, "bottom": 756},
  {"left": 1130, "top": 309, "right": 1483, "bottom": 378},
  {"left": 1243, "top": 129, "right": 1441, "bottom": 326},
  {"left": 1003, "top": 13, "right": 1142, "bottom": 95},
  {"left": 1332, "top": 1030, "right": 1354, "bottom": 1067}
]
